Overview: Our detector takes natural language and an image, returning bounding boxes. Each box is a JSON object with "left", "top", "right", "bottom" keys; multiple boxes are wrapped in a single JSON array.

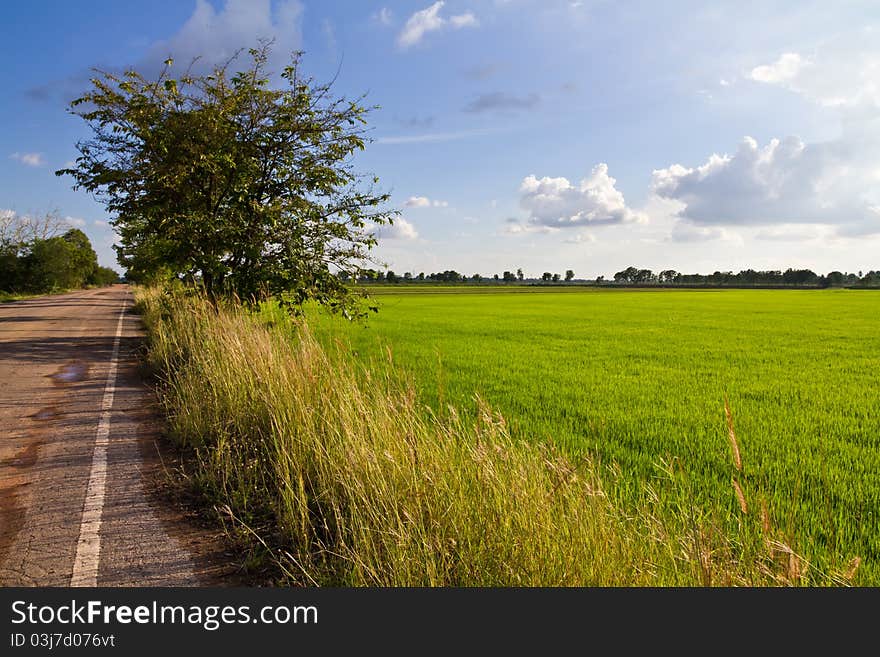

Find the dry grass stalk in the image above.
[
  {"left": 724, "top": 397, "right": 742, "bottom": 472},
  {"left": 760, "top": 499, "right": 771, "bottom": 534},
  {"left": 845, "top": 556, "right": 862, "bottom": 582},
  {"left": 732, "top": 478, "right": 748, "bottom": 514}
]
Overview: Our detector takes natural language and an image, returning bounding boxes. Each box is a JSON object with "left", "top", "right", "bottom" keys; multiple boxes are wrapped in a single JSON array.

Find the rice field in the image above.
[{"left": 307, "top": 287, "right": 880, "bottom": 582}]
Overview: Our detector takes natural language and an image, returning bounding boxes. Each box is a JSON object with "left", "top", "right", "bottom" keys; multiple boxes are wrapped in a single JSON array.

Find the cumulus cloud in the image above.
[
  {"left": 9, "top": 152, "right": 45, "bottom": 167},
  {"left": 147, "top": 0, "right": 303, "bottom": 74},
  {"left": 748, "top": 30, "right": 880, "bottom": 108},
  {"left": 519, "top": 164, "right": 646, "bottom": 228},
  {"left": 404, "top": 196, "right": 448, "bottom": 208},
  {"left": 750, "top": 52, "right": 805, "bottom": 85},
  {"left": 65, "top": 216, "right": 86, "bottom": 227},
  {"left": 369, "top": 218, "right": 419, "bottom": 240},
  {"left": 397, "top": 2, "right": 479, "bottom": 49},
  {"left": 463, "top": 92, "right": 540, "bottom": 113},
  {"left": 651, "top": 135, "right": 880, "bottom": 234}
]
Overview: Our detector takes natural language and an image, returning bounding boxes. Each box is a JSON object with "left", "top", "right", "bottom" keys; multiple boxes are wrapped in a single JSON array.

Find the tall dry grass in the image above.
[{"left": 136, "top": 287, "right": 857, "bottom": 586}]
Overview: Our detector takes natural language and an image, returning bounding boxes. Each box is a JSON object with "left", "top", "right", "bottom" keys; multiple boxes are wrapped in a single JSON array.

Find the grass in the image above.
[
  {"left": 301, "top": 286, "right": 879, "bottom": 583},
  {"left": 137, "top": 286, "right": 864, "bottom": 585},
  {"left": 0, "top": 291, "right": 37, "bottom": 303}
]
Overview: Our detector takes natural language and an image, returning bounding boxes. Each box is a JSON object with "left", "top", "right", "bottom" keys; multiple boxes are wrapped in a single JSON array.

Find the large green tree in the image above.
[
  {"left": 22, "top": 229, "right": 99, "bottom": 292},
  {"left": 58, "top": 44, "right": 396, "bottom": 316}
]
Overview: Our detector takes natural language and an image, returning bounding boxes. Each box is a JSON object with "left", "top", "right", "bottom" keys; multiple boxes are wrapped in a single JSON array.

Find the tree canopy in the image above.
[
  {"left": 58, "top": 43, "right": 396, "bottom": 317},
  {"left": 0, "top": 211, "right": 117, "bottom": 293}
]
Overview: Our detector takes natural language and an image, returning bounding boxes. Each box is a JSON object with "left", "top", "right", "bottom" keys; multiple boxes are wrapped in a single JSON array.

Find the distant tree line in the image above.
[
  {"left": 343, "top": 267, "right": 578, "bottom": 284},
  {"left": 609, "top": 266, "right": 880, "bottom": 288},
  {"left": 339, "top": 264, "right": 879, "bottom": 288},
  {"left": 0, "top": 211, "right": 119, "bottom": 294}
]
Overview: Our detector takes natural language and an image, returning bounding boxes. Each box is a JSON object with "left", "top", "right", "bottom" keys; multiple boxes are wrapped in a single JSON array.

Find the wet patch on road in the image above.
[
  {"left": 31, "top": 406, "right": 56, "bottom": 421},
  {"left": 50, "top": 361, "right": 90, "bottom": 384}
]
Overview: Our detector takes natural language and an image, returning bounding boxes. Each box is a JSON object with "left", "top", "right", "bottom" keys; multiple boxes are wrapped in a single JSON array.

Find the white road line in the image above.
[{"left": 70, "top": 295, "right": 128, "bottom": 587}]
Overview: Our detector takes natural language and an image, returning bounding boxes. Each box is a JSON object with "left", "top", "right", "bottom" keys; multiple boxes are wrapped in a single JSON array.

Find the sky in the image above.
[{"left": 1, "top": 0, "right": 878, "bottom": 278}]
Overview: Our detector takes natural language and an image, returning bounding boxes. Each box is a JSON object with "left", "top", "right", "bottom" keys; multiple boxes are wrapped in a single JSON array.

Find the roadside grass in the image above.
[
  {"left": 136, "top": 287, "right": 860, "bottom": 586},
  {"left": 0, "top": 285, "right": 114, "bottom": 303},
  {"left": 0, "top": 291, "right": 37, "bottom": 303}
]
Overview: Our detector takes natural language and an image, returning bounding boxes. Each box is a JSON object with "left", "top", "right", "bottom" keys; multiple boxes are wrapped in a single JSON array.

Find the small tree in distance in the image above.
[{"left": 58, "top": 43, "right": 396, "bottom": 318}]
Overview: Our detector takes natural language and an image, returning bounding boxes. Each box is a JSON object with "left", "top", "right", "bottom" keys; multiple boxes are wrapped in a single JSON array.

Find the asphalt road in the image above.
[{"left": 0, "top": 285, "right": 233, "bottom": 586}]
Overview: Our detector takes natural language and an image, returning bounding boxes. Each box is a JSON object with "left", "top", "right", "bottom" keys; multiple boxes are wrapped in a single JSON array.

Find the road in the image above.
[{"left": 0, "top": 285, "right": 233, "bottom": 586}]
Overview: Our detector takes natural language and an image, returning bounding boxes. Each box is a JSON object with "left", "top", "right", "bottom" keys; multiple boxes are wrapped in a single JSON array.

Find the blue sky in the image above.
[{"left": 1, "top": 0, "right": 878, "bottom": 277}]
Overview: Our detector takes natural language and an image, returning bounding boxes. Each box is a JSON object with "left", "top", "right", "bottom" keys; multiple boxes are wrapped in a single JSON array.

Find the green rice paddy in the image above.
[{"left": 309, "top": 287, "right": 880, "bottom": 582}]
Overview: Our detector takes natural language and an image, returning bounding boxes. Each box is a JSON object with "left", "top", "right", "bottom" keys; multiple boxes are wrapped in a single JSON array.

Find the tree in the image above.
[
  {"left": 552, "top": 273, "right": 560, "bottom": 282},
  {"left": 565, "top": 269, "right": 574, "bottom": 282},
  {"left": 658, "top": 269, "right": 678, "bottom": 284},
  {"left": 541, "top": 272, "right": 552, "bottom": 282},
  {"left": 58, "top": 44, "right": 395, "bottom": 317},
  {"left": 90, "top": 266, "right": 121, "bottom": 286},
  {"left": 516, "top": 268, "right": 524, "bottom": 281},
  {"left": 0, "top": 209, "right": 67, "bottom": 247},
  {"left": 23, "top": 229, "right": 98, "bottom": 292},
  {"left": 613, "top": 266, "right": 640, "bottom": 284},
  {"left": 502, "top": 271, "right": 516, "bottom": 282}
]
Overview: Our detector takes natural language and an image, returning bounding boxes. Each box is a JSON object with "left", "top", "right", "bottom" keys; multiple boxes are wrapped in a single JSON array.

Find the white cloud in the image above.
[
  {"left": 748, "top": 30, "right": 880, "bottom": 108},
  {"left": 65, "top": 216, "right": 86, "bottom": 227},
  {"left": 321, "top": 19, "right": 337, "bottom": 55},
  {"left": 503, "top": 222, "right": 558, "bottom": 236},
  {"left": 147, "top": 0, "right": 303, "bottom": 73},
  {"left": 370, "top": 218, "right": 419, "bottom": 240},
  {"left": 9, "top": 152, "right": 46, "bottom": 167},
  {"left": 373, "top": 7, "right": 393, "bottom": 26},
  {"left": 93, "top": 219, "right": 110, "bottom": 228},
  {"left": 519, "top": 164, "right": 646, "bottom": 228},
  {"left": 404, "top": 196, "right": 449, "bottom": 208},
  {"left": 750, "top": 52, "right": 805, "bottom": 85},
  {"left": 651, "top": 135, "right": 880, "bottom": 235},
  {"left": 397, "top": 2, "right": 479, "bottom": 49},
  {"left": 449, "top": 13, "right": 478, "bottom": 29}
]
